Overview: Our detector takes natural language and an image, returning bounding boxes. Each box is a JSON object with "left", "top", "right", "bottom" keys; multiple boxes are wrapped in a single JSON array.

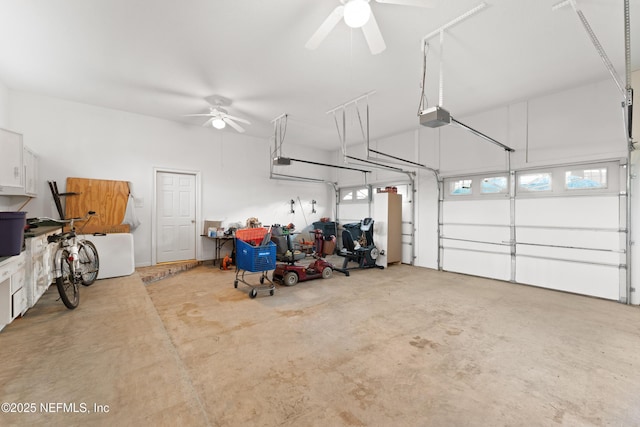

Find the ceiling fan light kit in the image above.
[
  {"left": 306, "top": 0, "right": 435, "bottom": 55},
  {"left": 184, "top": 94, "right": 250, "bottom": 133},
  {"left": 211, "top": 118, "right": 226, "bottom": 129},
  {"left": 344, "top": 0, "right": 371, "bottom": 28}
]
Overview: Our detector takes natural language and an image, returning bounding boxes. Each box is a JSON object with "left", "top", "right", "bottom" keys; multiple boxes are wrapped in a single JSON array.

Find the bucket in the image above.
[{"left": 0, "top": 211, "right": 26, "bottom": 256}]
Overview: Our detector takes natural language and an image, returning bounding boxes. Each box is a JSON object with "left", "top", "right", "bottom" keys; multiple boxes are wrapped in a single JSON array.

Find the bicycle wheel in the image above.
[
  {"left": 78, "top": 240, "right": 99, "bottom": 286},
  {"left": 56, "top": 249, "right": 79, "bottom": 309}
]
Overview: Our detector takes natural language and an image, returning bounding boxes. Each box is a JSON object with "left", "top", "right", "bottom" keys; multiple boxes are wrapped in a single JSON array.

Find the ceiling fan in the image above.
[
  {"left": 184, "top": 95, "right": 251, "bottom": 133},
  {"left": 305, "top": 0, "right": 436, "bottom": 55}
]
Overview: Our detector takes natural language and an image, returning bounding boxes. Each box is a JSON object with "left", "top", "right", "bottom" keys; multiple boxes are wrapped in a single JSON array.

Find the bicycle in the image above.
[{"left": 37, "top": 211, "right": 100, "bottom": 309}]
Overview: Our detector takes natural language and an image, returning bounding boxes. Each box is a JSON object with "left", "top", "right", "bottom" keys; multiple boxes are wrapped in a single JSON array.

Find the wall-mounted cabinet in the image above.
[
  {"left": 23, "top": 146, "right": 38, "bottom": 196},
  {"left": 0, "top": 128, "right": 38, "bottom": 197},
  {"left": 0, "top": 128, "right": 23, "bottom": 193}
]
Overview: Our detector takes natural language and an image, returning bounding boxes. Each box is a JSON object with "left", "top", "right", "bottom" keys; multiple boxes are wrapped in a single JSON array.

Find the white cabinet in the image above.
[
  {"left": 373, "top": 192, "right": 403, "bottom": 266},
  {"left": 0, "top": 127, "right": 38, "bottom": 197},
  {"left": 23, "top": 146, "right": 38, "bottom": 196},
  {"left": 0, "top": 229, "right": 58, "bottom": 332},
  {"left": 24, "top": 230, "right": 57, "bottom": 308},
  {"left": 0, "top": 252, "right": 27, "bottom": 332},
  {"left": 0, "top": 128, "right": 24, "bottom": 194}
]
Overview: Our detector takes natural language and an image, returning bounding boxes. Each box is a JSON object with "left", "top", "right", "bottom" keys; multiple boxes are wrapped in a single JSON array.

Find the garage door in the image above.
[
  {"left": 441, "top": 175, "right": 512, "bottom": 281},
  {"left": 441, "top": 161, "right": 626, "bottom": 301},
  {"left": 337, "top": 183, "right": 414, "bottom": 264}
]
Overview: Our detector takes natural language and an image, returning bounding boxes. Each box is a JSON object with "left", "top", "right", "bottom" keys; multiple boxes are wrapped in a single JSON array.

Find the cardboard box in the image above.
[
  {"left": 323, "top": 240, "right": 336, "bottom": 255},
  {"left": 203, "top": 220, "right": 222, "bottom": 236}
]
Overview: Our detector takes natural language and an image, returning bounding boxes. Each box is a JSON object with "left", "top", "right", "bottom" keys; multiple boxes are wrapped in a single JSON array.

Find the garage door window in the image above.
[
  {"left": 481, "top": 176, "right": 508, "bottom": 194},
  {"left": 340, "top": 186, "right": 370, "bottom": 203},
  {"left": 565, "top": 168, "right": 607, "bottom": 190},
  {"left": 450, "top": 179, "right": 472, "bottom": 196},
  {"left": 518, "top": 173, "right": 552, "bottom": 192}
]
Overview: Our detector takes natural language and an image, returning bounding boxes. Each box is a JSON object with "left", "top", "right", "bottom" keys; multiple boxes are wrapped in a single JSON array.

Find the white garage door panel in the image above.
[
  {"left": 441, "top": 161, "right": 624, "bottom": 301},
  {"left": 516, "top": 256, "right": 620, "bottom": 300},
  {"left": 443, "top": 238, "right": 510, "bottom": 253},
  {"left": 516, "top": 197, "right": 619, "bottom": 228},
  {"left": 517, "top": 228, "right": 621, "bottom": 251},
  {"left": 443, "top": 249, "right": 510, "bottom": 281},
  {"left": 442, "top": 199, "right": 510, "bottom": 280},
  {"left": 516, "top": 245, "right": 621, "bottom": 265},
  {"left": 338, "top": 204, "right": 368, "bottom": 223},
  {"left": 443, "top": 199, "right": 510, "bottom": 224},
  {"left": 442, "top": 224, "right": 510, "bottom": 243}
]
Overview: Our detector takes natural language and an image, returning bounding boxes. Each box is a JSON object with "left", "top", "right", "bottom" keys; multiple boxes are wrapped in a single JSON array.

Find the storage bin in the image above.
[
  {"left": 312, "top": 221, "right": 338, "bottom": 238},
  {"left": 0, "top": 211, "right": 26, "bottom": 256},
  {"left": 235, "top": 227, "right": 268, "bottom": 246},
  {"left": 236, "top": 239, "right": 276, "bottom": 272}
]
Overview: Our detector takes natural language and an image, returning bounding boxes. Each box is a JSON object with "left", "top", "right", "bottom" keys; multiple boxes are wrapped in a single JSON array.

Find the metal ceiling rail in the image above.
[
  {"left": 420, "top": 2, "right": 488, "bottom": 45},
  {"left": 420, "top": 2, "right": 488, "bottom": 111},
  {"left": 345, "top": 155, "right": 405, "bottom": 172},
  {"left": 451, "top": 118, "right": 515, "bottom": 152},
  {"left": 368, "top": 148, "right": 428, "bottom": 169},
  {"left": 325, "top": 90, "right": 377, "bottom": 115},
  {"left": 552, "top": 0, "right": 625, "bottom": 96},
  {"left": 286, "top": 157, "right": 371, "bottom": 173}
]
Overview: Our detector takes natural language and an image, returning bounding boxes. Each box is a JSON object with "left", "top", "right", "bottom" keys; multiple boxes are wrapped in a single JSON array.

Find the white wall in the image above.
[
  {"left": 0, "top": 78, "right": 8, "bottom": 129},
  {"left": 0, "top": 78, "right": 12, "bottom": 211},
  {"left": 7, "top": 91, "right": 335, "bottom": 266}
]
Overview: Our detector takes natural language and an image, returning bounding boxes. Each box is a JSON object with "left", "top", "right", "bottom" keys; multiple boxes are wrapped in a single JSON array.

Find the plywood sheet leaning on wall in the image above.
[{"left": 65, "top": 177, "right": 131, "bottom": 234}]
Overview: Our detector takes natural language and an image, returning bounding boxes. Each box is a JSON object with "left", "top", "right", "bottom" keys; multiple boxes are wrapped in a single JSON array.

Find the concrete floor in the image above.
[{"left": 1, "top": 262, "right": 640, "bottom": 426}]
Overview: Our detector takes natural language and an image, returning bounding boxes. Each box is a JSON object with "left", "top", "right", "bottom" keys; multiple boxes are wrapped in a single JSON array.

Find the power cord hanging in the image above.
[{"left": 417, "top": 41, "right": 430, "bottom": 115}]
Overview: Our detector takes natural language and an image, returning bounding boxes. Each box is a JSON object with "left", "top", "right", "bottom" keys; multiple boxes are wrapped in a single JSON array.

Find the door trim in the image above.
[{"left": 152, "top": 167, "right": 202, "bottom": 266}]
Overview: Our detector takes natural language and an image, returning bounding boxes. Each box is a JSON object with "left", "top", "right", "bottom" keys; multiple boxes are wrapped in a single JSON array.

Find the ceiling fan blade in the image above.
[
  {"left": 202, "top": 117, "right": 215, "bottom": 127},
  {"left": 374, "top": 0, "right": 436, "bottom": 7},
  {"left": 305, "top": 5, "right": 345, "bottom": 50},
  {"left": 223, "top": 114, "right": 251, "bottom": 125},
  {"left": 184, "top": 113, "right": 213, "bottom": 117},
  {"left": 223, "top": 117, "right": 246, "bottom": 133},
  {"left": 361, "top": 11, "right": 386, "bottom": 55}
]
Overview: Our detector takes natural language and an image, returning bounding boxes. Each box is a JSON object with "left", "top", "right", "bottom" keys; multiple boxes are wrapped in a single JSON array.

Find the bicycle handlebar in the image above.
[{"left": 36, "top": 211, "right": 96, "bottom": 224}]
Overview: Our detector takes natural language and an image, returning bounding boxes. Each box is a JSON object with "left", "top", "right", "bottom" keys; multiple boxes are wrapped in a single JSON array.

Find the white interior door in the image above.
[{"left": 156, "top": 171, "right": 196, "bottom": 263}]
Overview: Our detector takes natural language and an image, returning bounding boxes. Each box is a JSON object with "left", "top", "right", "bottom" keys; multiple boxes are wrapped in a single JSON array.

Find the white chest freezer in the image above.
[{"left": 79, "top": 233, "right": 135, "bottom": 279}]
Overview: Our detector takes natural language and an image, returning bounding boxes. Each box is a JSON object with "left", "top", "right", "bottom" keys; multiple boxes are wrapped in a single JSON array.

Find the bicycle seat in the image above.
[{"left": 47, "top": 232, "right": 74, "bottom": 243}]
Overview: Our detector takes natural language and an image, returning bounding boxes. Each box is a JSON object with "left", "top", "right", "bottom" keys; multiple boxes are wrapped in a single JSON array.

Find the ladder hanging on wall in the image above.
[{"left": 47, "top": 180, "right": 79, "bottom": 219}]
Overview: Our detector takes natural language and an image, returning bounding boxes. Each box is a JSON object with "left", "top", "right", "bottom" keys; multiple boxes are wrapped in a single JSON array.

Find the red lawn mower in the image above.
[{"left": 271, "top": 225, "right": 349, "bottom": 286}]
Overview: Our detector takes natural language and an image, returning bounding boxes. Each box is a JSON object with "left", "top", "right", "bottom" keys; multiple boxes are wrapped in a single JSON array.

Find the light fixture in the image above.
[
  {"left": 211, "top": 117, "right": 226, "bottom": 129},
  {"left": 344, "top": 0, "right": 371, "bottom": 28}
]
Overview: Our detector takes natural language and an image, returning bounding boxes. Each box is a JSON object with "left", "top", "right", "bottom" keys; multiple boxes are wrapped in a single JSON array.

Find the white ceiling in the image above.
[{"left": 0, "top": 0, "right": 637, "bottom": 151}]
